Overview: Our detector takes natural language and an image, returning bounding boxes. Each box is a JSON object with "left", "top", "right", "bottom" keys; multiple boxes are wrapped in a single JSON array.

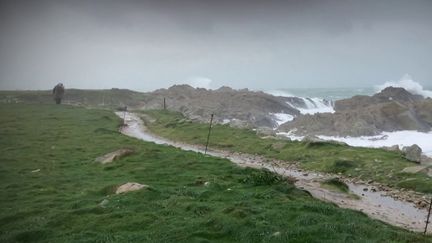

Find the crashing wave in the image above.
[
  {"left": 286, "top": 97, "right": 335, "bottom": 115},
  {"left": 375, "top": 74, "right": 432, "bottom": 98},
  {"left": 277, "top": 130, "right": 432, "bottom": 157},
  {"left": 266, "top": 90, "right": 335, "bottom": 115}
]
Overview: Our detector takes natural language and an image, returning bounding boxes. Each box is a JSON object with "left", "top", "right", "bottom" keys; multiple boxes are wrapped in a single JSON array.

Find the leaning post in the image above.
[
  {"left": 123, "top": 106, "right": 127, "bottom": 126},
  {"left": 425, "top": 197, "right": 432, "bottom": 234},
  {"left": 204, "top": 114, "right": 214, "bottom": 155}
]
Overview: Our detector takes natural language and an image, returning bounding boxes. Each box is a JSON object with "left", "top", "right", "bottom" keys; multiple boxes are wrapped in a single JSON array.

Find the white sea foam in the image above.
[
  {"left": 375, "top": 74, "right": 432, "bottom": 98},
  {"left": 266, "top": 90, "right": 335, "bottom": 115},
  {"left": 289, "top": 97, "right": 335, "bottom": 115},
  {"left": 271, "top": 113, "right": 294, "bottom": 126},
  {"left": 278, "top": 130, "right": 432, "bottom": 157},
  {"left": 221, "top": 119, "right": 231, "bottom": 124}
]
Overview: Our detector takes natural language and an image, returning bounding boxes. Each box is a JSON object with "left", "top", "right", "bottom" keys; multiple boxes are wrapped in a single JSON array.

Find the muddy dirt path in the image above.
[{"left": 116, "top": 112, "right": 431, "bottom": 233}]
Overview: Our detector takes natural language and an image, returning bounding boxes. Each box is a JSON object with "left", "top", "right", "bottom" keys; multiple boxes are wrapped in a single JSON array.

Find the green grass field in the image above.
[
  {"left": 142, "top": 110, "right": 432, "bottom": 194},
  {"left": 0, "top": 89, "right": 147, "bottom": 109},
  {"left": 0, "top": 104, "right": 430, "bottom": 242}
]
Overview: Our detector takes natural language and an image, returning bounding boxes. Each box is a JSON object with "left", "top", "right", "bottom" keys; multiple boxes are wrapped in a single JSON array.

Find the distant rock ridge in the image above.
[
  {"left": 143, "top": 84, "right": 301, "bottom": 128},
  {"left": 335, "top": 87, "right": 423, "bottom": 111},
  {"left": 279, "top": 87, "right": 432, "bottom": 136},
  {"left": 4, "top": 85, "right": 430, "bottom": 137}
]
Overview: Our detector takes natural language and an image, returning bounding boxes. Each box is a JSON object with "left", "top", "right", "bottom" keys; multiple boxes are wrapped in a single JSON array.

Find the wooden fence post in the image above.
[
  {"left": 204, "top": 114, "right": 214, "bottom": 155},
  {"left": 424, "top": 198, "right": 432, "bottom": 234}
]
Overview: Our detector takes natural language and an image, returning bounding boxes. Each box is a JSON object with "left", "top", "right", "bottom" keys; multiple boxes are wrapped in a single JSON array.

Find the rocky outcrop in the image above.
[
  {"left": 279, "top": 87, "right": 432, "bottom": 136},
  {"left": 0, "top": 85, "right": 305, "bottom": 128},
  {"left": 142, "top": 85, "right": 300, "bottom": 128},
  {"left": 334, "top": 87, "right": 423, "bottom": 111}
]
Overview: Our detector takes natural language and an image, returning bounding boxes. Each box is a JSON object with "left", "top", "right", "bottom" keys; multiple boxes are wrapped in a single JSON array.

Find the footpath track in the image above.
[{"left": 117, "top": 112, "right": 431, "bottom": 233}]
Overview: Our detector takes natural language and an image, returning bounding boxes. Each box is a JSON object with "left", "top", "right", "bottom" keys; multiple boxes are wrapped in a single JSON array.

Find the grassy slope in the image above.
[
  {"left": 142, "top": 110, "right": 432, "bottom": 194},
  {"left": 0, "top": 89, "right": 147, "bottom": 108},
  {"left": 0, "top": 104, "right": 430, "bottom": 242}
]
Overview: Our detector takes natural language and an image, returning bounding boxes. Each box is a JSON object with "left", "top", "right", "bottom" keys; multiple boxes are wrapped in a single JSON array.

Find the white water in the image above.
[
  {"left": 375, "top": 74, "right": 432, "bottom": 98},
  {"left": 222, "top": 119, "right": 231, "bottom": 124},
  {"left": 290, "top": 97, "right": 335, "bottom": 115},
  {"left": 266, "top": 90, "right": 335, "bottom": 115},
  {"left": 278, "top": 130, "right": 432, "bottom": 157},
  {"left": 320, "top": 131, "right": 432, "bottom": 157},
  {"left": 271, "top": 113, "right": 294, "bottom": 125}
]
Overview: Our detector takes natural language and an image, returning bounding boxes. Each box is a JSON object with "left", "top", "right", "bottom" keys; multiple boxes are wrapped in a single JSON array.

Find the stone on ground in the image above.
[
  {"left": 382, "top": 145, "right": 400, "bottom": 152},
  {"left": 95, "top": 148, "right": 134, "bottom": 164},
  {"left": 256, "top": 127, "right": 276, "bottom": 136},
  {"left": 420, "top": 155, "right": 432, "bottom": 166},
  {"left": 99, "top": 199, "right": 109, "bottom": 208},
  {"left": 116, "top": 182, "right": 148, "bottom": 194},
  {"left": 402, "top": 144, "right": 422, "bottom": 163}
]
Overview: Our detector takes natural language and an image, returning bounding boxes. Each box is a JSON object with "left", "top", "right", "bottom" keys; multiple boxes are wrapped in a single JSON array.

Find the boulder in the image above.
[
  {"left": 402, "top": 144, "right": 422, "bottom": 163},
  {"left": 95, "top": 148, "right": 134, "bottom": 164},
  {"left": 99, "top": 199, "right": 109, "bottom": 208},
  {"left": 256, "top": 127, "right": 276, "bottom": 136},
  {"left": 420, "top": 155, "right": 432, "bottom": 166},
  {"left": 115, "top": 182, "right": 148, "bottom": 194},
  {"left": 382, "top": 145, "right": 400, "bottom": 152},
  {"left": 229, "top": 119, "right": 250, "bottom": 129}
]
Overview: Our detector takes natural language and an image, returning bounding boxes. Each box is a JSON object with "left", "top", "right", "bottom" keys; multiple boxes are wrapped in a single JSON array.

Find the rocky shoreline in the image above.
[{"left": 280, "top": 87, "right": 432, "bottom": 137}]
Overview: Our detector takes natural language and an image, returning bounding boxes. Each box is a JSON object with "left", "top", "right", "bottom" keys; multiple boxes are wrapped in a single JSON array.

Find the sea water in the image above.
[{"left": 266, "top": 77, "right": 432, "bottom": 157}]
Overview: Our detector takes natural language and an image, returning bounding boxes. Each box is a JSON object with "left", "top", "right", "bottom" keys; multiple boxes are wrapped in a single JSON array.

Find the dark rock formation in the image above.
[
  {"left": 142, "top": 85, "right": 300, "bottom": 128},
  {"left": 279, "top": 87, "right": 432, "bottom": 136},
  {"left": 335, "top": 87, "right": 423, "bottom": 111}
]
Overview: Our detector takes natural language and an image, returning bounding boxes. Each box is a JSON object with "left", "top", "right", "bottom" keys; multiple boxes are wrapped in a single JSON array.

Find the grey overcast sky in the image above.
[{"left": 0, "top": 0, "right": 431, "bottom": 91}]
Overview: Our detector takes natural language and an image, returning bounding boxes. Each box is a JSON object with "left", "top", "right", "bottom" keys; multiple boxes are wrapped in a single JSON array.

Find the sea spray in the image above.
[
  {"left": 375, "top": 74, "right": 432, "bottom": 98},
  {"left": 277, "top": 130, "right": 432, "bottom": 157}
]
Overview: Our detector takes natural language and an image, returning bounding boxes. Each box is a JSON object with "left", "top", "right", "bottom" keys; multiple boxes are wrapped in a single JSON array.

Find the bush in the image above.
[
  {"left": 322, "top": 178, "right": 349, "bottom": 193},
  {"left": 326, "top": 160, "right": 356, "bottom": 173},
  {"left": 241, "top": 168, "right": 282, "bottom": 186}
]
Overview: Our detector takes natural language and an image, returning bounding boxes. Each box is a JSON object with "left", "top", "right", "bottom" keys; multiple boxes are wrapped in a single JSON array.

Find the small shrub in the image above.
[
  {"left": 241, "top": 168, "right": 282, "bottom": 186},
  {"left": 322, "top": 178, "right": 349, "bottom": 193},
  {"left": 327, "top": 160, "right": 356, "bottom": 173}
]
